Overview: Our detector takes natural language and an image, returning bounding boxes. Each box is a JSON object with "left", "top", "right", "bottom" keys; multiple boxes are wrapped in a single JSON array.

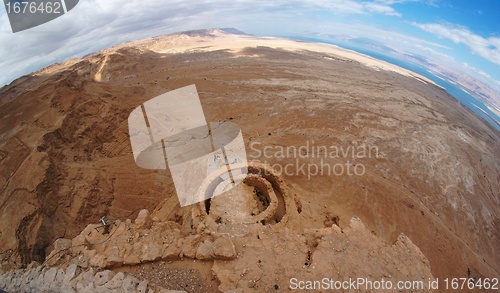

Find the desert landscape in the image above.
[{"left": 0, "top": 29, "right": 498, "bottom": 292}]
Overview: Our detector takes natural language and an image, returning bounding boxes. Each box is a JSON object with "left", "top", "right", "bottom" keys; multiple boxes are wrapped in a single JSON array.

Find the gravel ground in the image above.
[{"left": 120, "top": 260, "right": 218, "bottom": 293}]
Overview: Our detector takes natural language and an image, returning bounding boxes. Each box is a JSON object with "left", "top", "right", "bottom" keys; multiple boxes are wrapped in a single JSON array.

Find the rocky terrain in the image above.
[{"left": 0, "top": 29, "right": 499, "bottom": 292}]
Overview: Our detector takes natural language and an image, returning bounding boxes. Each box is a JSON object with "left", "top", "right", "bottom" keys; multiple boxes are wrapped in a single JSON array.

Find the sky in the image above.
[{"left": 0, "top": 0, "right": 499, "bottom": 101}]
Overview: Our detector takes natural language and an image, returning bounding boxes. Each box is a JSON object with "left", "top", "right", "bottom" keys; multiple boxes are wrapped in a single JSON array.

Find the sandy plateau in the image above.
[{"left": 0, "top": 29, "right": 499, "bottom": 292}]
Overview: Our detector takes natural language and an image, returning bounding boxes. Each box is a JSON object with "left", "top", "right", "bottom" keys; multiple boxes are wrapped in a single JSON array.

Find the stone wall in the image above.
[
  {"left": 0, "top": 262, "right": 186, "bottom": 293},
  {"left": 0, "top": 209, "right": 234, "bottom": 292}
]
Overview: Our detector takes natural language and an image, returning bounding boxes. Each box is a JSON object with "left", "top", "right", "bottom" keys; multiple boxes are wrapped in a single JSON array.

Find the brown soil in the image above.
[
  {"left": 116, "top": 260, "right": 219, "bottom": 293},
  {"left": 0, "top": 29, "right": 499, "bottom": 291}
]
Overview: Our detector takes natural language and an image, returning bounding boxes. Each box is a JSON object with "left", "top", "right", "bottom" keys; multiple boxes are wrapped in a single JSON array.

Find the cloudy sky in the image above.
[{"left": 0, "top": 0, "right": 499, "bottom": 96}]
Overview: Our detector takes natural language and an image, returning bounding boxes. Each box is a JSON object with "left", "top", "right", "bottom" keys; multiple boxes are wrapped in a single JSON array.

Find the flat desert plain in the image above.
[{"left": 0, "top": 29, "right": 498, "bottom": 292}]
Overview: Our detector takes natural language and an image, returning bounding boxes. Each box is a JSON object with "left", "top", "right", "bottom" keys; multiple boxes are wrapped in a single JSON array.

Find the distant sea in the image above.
[{"left": 288, "top": 36, "right": 500, "bottom": 132}]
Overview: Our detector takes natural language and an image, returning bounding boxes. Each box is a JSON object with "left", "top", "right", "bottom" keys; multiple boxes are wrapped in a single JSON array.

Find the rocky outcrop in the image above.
[
  {"left": 43, "top": 209, "right": 236, "bottom": 270},
  {"left": 0, "top": 208, "right": 238, "bottom": 292},
  {"left": 0, "top": 208, "right": 436, "bottom": 292},
  {"left": 212, "top": 217, "right": 435, "bottom": 292}
]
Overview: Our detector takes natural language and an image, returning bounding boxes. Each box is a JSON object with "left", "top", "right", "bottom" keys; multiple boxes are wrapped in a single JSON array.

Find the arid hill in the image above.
[{"left": 0, "top": 29, "right": 498, "bottom": 292}]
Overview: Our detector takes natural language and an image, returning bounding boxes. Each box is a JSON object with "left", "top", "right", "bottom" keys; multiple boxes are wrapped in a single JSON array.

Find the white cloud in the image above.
[
  {"left": 314, "top": 21, "right": 451, "bottom": 53},
  {"left": 302, "top": 0, "right": 401, "bottom": 16},
  {"left": 0, "top": 0, "right": 412, "bottom": 86},
  {"left": 311, "top": 20, "right": 500, "bottom": 101},
  {"left": 376, "top": 0, "right": 439, "bottom": 6},
  {"left": 413, "top": 22, "right": 500, "bottom": 66},
  {"left": 413, "top": 44, "right": 453, "bottom": 60},
  {"left": 278, "top": 0, "right": 439, "bottom": 19},
  {"left": 463, "top": 62, "right": 491, "bottom": 79},
  {"left": 365, "top": 2, "right": 401, "bottom": 16}
]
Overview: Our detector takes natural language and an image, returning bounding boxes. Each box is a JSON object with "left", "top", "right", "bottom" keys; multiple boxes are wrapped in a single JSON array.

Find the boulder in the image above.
[
  {"left": 104, "top": 246, "right": 124, "bottom": 267},
  {"left": 71, "top": 235, "right": 89, "bottom": 254},
  {"left": 212, "top": 234, "right": 236, "bottom": 260},
  {"left": 135, "top": 209, "right": 153, "bottom": 229},
  {"left": 162, "top": 243, "right": 180, "bottom": 260},
  {"left": 140, "top": 242, "right": 163, "bottom": 262},
  {"left": 196, "top": 240, "right": 214, "bottom": 260},
  {"left": 137, "top": 280, "right": 149, "bottom": 293},
  {"left": 104, "top": 271, "right": 125, "bottom": 289},
  {"left": 122, "top": 274, "right": 140, "bottom": 293},
  {"left": 123, "top": 252, "right": 141, "bottom": 265},
  {"left": 89, "top": 254, "right": 107, "bottom": 268},
  {"left": 79, "top": 267, "right": 95, "bottom": 287},
  {"left": 63, "top": 263, "right": 79, "bottom": 284},
  {"left": 43, "top": 267, "right": 57, "bottom": 285},
  {"left": 180, "top": 235, "right": 200, "bottom": 258},
  {"left": 94, "top": 270, "right": 114, "bottom": 286},
  {"left": 54, "top": 238, "right": 72, "bottom": 251}
]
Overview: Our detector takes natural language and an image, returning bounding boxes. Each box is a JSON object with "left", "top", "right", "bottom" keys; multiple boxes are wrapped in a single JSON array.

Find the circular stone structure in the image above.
[{"left": 199, "top": 162, "right": 290, "bottom": 226}]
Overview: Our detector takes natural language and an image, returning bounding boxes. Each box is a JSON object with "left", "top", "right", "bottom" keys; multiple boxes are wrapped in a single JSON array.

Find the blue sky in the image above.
[
  {"left": 397, "top": 0, "right": 499, "bottom": 78},
  {"left": 0, "top": 0, "right": 499, "bottom": 104}
]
